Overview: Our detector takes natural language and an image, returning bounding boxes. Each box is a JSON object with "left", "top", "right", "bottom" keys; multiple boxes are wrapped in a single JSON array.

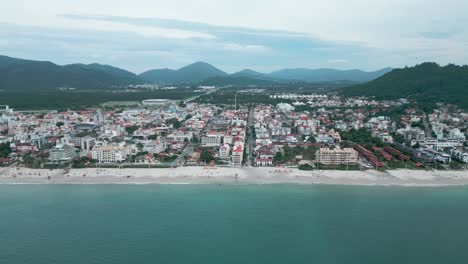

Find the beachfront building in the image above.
[
  {"left": 91, "top": 145, "right": 130, "bottom": 163},
  {"left": 231, "top": 144, "right": 244, "bottom": 166},
  {"left": 219, "top": 144, "right": 231, "bottom": 160},
  {"left": 49, "top": 144, "right": 78, "bottom": 163},
  {"left": 316, "top": 147, "right": 358, "bottom": 165}
]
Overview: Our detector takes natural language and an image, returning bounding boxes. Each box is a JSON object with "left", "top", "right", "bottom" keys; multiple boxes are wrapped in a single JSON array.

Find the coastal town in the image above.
[{"left": 1, "top": 91, "right": 467, "bottom": 176}]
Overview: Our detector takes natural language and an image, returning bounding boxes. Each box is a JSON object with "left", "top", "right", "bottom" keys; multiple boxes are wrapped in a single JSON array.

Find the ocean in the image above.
[{"left": 1, "top": 184, "right": 467, "bottom": 264}]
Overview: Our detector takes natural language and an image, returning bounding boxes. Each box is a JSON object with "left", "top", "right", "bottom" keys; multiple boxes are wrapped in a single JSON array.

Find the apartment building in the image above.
[
  {"left": 316, "top": 147, "right": 358, "bottom": 165},
  {"left": 92, "top": 145, "right": 130, "bottom": 163}
]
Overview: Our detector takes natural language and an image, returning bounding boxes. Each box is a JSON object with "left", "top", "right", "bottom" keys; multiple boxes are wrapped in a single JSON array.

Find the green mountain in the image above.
[
  {"left": 340, "top": 62, "right": 468, "bottom": 109},
  {"left": 230, "top": 69, "right": 269, "bottom": 79},
  {"left": 269, "top": 67, "right": 392, "bottom": 82},
  {"left": 200, "top": 76, "right": 279, "bottom": 86},
  {"left": 0, "top": 55, "right": 144, "bottom": 90},
  {"left": 68, "top": 63, "right": 143, "bottom": 83},
  {"left": 140, "top": 62, "right": 228, "bottom": 84}
]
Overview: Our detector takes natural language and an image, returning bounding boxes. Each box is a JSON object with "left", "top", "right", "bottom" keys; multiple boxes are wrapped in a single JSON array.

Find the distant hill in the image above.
[
  {"left": 340, "top": 62, "right": 468, "bottom": 109},
  {"left": 269, "top": 67, "right": 392, "bottom": 82},
  {"left": 141, "top": 64, "right": 390, "bottom": 84},
  {"left": 200, "top": 76, "right": 279, "bottom": 86},
  {"left": 0, "top": 55, "right": 144, "bottom": 90},
  {"left": 68, "top": 63, "right": 143, "bottom": 83},
  {"left": 230, "top": 69, "right": 269, "bottom": 79},
  {"left": 140, "top": 62, "right": 227, "bottom": 84},
  {"left": 0, "top": 55, "right": 392, "bottom": 89}
]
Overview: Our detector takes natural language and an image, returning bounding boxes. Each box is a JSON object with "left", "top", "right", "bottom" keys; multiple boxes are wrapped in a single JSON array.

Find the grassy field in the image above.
[{"left": 0, "top": 89, "right": 199, "bottom": 110}]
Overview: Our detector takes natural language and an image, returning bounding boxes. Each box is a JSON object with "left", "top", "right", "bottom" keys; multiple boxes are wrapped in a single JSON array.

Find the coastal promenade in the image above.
[{"left": 1, "top": 167, "right": 468, "bottom": 186}]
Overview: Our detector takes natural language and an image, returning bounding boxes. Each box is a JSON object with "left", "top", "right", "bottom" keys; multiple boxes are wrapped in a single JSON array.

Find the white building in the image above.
[
  {"left": 231, "top": 144, "right": 244, "bottom": 166},
  {"left": 92, "top": 145, "right": 130, "bottom": 163},
  {"left": 167, "top": 131, "right": 193, "bottom": 142},
  {"left": 449, "top": 128, "right": 466, "bottom": 141},
  {"left": 219, "top": 144, "right": 231, "bottom": 160},
  {"left": 450, "top": 150, "right": 468, "bottom": 163},
  {"left": 80, "top": 136, "right": 96, "bottom": 152},
  {"left": 49, "top": 144, "right": 78, "bottom": 163},
  {"left": 276, "top": 103, "right": 295, "bottom": 112},
  {"left": 202, "top": 135, "right": 222, "bottom": 147}
]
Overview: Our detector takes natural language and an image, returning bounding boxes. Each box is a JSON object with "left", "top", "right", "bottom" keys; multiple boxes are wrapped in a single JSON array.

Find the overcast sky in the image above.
[{"left": 1, "top": 0, "right": 467, "bottom": 73}]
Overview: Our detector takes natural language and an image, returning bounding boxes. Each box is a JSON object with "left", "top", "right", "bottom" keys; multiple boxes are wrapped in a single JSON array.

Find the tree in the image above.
[
  {"left": 307, "top": 135, "right": 316, "bottom": 143},
  {"left": 56, "top": 121, "right": 65, "bottom": 128},
  {"left": 274, "top": 152, "right": 284, "bottom": 163},
  {"left": 125, "top": 125, "right": 139, "bottom": 135},
  {"left": 136, "top": 142, "right": 144, "bottom": 150},
  {"left": 200, "top": 149, "right": 214, "bottom": 163},
  {"left": 0, "top": 143, "right": 12, "bottom": 158},
  {"left": 166, "top": 118, "right": 181, "bottom": 129}
]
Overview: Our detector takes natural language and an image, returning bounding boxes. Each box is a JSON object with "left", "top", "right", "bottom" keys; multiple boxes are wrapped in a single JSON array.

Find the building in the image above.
[
  {"left": 80, "top": 136, "right": 96, "bottom": 152},
  {"left": 49, "top": 144, "right": 78, "bottom": 163},
  {"left": 231, "top": 144, "right": 244, "bottom": 166},
  {"left": 167, "top": 131, "right": 193, "bottom": 142},
  {"left": 201, "top": 135, "right": 222, "bottom": 147},
  {"left": 397, "top": 127, "right": 425, "bottom": 141},
  {"left": 91, "top": 145, "right": 130, "bottom": 163},
  {"left": 412, "top": 139, "right": 464, "bottom": 150},
  {"left": 448, "top": 128, "right": 466, "bottom": 141},
  {"left": 276, "top": 103, "right": 295, "bottom": 112},
  {"left": 255, "top": 158, "right": 273, "bottom": 166},
  {"left": 450, "top": 150, "right": 468, "bottom": 163},
  {"left": 316, "top": 147, "right": 358, "bottom": 165},
  {"left": 219, "top": 144, "right": 231, "bottom": 160}
]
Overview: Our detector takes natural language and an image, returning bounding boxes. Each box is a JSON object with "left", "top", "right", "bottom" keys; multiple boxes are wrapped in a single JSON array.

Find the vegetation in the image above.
[
  {"left": 0, "top": 55, "right": 144, "bottom": 91},
  {"left": 0, "top": 89, "right": 199, "bottom": 110},
  {"left": 166, "top": 118, "right": 181, "bottom": 129},
  {"left": 200, "top": 149, "right": 215, "bottom": 163},
  {"left": 341, "top": 62, "right": 468, "bottom": 109},
  {"left": 340, "top": 128, "right": 384, "bottom": 149},
  {"left": 125, "top": 125, "right": 139, "bottom": 135},
  {"left": 0, "top": 143, "right": 12, "bottom": 158}
]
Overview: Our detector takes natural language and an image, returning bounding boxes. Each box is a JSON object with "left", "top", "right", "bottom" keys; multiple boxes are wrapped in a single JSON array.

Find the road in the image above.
[
  {"left": 171, "top": 143, "right": 194, "bottom": 167},
  {"left": 422, "top": 113, "right": 433, "bottom": 138},
  {"left": 245, "top": 105, "right": 255, "bottom": 167},
  {"left": 184, "top": 86, "right": 229, "bottom": 104}
]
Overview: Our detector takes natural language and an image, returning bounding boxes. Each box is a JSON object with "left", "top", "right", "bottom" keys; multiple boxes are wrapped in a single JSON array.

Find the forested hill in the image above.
[
  {"left": 0, "top": 56, "right": 145, "bottom": 90},
  {"left": 340, "top": 62, "right": 468, "bottom": 109}
]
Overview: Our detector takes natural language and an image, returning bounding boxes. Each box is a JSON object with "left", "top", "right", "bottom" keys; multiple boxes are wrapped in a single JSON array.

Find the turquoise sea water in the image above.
[{"left": 1, "top": 184, "right": 468, "bottom": 264}]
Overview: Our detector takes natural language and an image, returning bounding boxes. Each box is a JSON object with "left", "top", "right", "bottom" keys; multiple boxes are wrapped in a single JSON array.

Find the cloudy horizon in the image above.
[{"left": 1, "top": 0, "right": 467, "bottom": 73}]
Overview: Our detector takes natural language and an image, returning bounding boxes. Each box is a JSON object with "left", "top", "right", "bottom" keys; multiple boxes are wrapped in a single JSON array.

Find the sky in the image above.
[{"left": 1, "top": 0, "right": 467, "bottom": 73}]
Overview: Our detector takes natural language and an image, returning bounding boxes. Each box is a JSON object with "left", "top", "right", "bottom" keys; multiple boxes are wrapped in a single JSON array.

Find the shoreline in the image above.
[{"left": 1, "top": 167, "right": 468, "bottom": 187}]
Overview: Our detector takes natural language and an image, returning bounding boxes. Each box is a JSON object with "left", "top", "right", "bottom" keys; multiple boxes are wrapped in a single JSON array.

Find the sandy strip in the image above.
[{"left": 0, "top": 167, "right": 468, "bottom": 186}]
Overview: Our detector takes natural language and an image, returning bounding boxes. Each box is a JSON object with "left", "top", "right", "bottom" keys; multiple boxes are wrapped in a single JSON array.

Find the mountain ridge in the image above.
[
  {"left": 1, "top": 54, "right": 391, "bottom": 88},
  {"left": 340, "top": 62, "right": 468, "bottom": 109},
  {"left": 0, "top": 55, "right": 145, "bottom": 90}
]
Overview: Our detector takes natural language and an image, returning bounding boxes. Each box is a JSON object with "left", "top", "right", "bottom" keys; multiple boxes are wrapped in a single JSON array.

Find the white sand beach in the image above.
[{"left": 1, "top": 166, "right": 468, "bottom": 186}]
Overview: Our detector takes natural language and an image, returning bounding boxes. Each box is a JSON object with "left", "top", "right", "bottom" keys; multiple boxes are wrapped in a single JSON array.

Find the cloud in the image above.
[
  {"left": 222, "top": 43, "right": 272, "bottom": 54},
  {"left": 2, "top": 0, "right": 468, "bottom": 72},
  {"left": 327, "top": 59, "right": 350, "bottom": 65}
]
